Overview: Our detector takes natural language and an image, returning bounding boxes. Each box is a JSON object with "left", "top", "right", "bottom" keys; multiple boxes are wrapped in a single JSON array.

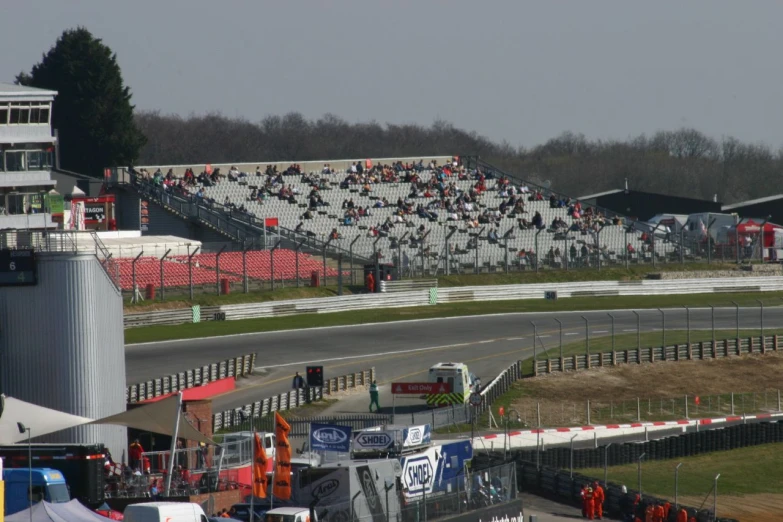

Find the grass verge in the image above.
[
  {"left": 125, "top": 290, "right": 783, "bottom": 344},
  {"left": 580, "top": 443, "right": 783, "bottom": 520}
]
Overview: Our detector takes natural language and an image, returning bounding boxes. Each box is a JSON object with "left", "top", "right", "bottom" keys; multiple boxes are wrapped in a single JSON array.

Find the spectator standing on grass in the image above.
[
  {"left": 292, "top": 372, "right": 305, "bottom": 389},
  {"left": 369, "top": 381, "right": 380, "bottom": 413}
]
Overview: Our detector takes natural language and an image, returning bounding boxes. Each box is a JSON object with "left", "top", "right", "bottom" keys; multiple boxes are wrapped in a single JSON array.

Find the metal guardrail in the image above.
[
  {"left": 214, "top": 368, "right": 375, "bottom": 432},
  {"left": 123, "top": 276, "right": 783, "bottom": 329},
  {"left": 380, "top": 279, "right": 438, "bottom": 293},
  {"left": 535, "top": 335, "right": 780, "bottom": 375},
  {"left": 126, "top": 353, "right": 256, "bottom": 403}
]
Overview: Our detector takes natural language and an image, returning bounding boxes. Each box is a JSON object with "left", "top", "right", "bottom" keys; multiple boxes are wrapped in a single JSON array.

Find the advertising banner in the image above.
[
  {"left": 310, "top": 423, "right": 352, "bottom": 453},
  {"left": 273, "top": 412, "right": 292, "bottom": 499},
  {"left": 353, "top": 430, "right": 397, "bottom": 452},
  {"left": 402, "top": 424, "right": 431, "bottom": 447},
  {"left": 252, "top": 433, "right": 268, "bottom": 498}
]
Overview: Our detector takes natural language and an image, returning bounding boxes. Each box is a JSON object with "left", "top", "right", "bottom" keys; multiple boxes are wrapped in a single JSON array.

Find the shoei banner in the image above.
[
  {"left": 310, "top": 423, "right": 352, "bottom": 453},
  {"left": 392, "top": 382, "right": 451, "bottom": 394}
]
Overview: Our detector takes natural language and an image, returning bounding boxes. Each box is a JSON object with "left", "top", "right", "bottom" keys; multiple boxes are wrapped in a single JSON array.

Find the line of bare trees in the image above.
[{"left": 135, "top": 111, "right": 783, "bottom": 204}]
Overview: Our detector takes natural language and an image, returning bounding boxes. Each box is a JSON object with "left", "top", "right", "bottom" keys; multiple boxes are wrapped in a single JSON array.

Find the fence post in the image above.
[
  {"left": 637, "top": 397, "right": 641, "bottom": 422},
  {"left": 159, "top": 249, "right": 171, "bottom": 301},
  {"left": 586, "top": 399, "right": 591, "bottom": 425},
  {"left": 684, "top": 395, "right": 689, "bottom": 419},
  {"left": 731, "top": 393, "right": 735, "bottom": 415}
]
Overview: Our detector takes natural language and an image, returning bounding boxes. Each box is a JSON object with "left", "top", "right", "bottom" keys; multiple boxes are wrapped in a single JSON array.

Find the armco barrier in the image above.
[
  {"left": 124, "top": 276, "right": 783, "bottom": 328},
  {"left": 535, "top": 334, "right": 779, "bottom": 375},
  {"left": 126, "top": 353, "right": 256, "bottom": 404},
  {"left": 380, "top": 279, "right": 438, "bottom": 293},
  {"left": 214, "top": 367, "right": 375, "bottom": 432}
]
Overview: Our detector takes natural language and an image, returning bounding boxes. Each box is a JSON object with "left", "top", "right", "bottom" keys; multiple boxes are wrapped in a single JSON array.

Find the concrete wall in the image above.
[{"left": 121, "top": 155, "right": 454, "bottom": 180}]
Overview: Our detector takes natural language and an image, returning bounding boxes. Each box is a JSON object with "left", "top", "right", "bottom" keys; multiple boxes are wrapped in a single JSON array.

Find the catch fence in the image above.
[{"left": 515, "top": 389, "right": 783, "bottom": 428}]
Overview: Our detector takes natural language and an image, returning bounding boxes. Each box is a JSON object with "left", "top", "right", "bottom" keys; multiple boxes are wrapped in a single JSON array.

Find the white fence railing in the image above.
[{"left": 124, "top": 276, "right": 783, "bottom": 329}]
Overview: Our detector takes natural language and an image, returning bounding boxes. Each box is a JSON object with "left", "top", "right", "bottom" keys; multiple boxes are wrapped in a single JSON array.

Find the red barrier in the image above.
[{"left": 135, "top": 377, "right": 236, "bottom": 404}]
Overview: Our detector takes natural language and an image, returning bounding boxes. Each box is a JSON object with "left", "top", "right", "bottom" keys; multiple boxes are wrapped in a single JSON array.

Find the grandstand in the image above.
[{"left": 117, "top": 156, "right": 684, "bottom": 276}]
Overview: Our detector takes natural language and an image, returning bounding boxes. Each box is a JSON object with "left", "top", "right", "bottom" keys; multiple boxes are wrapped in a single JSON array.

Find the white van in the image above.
[
  {"left": 124, "top": 501, "right": 208, "bottom": 522},
  {"left": 426, "top": 362, "right": 477, "bottom": 406},
  {"left": 265, "top": 507, "right": 318, "bottom": 522}
]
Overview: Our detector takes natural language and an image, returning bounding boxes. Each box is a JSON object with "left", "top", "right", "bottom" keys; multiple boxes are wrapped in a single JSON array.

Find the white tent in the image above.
[
  {"left": 6, "top": 499, "right": 108, "bottom": 522},
  {"left": 0, "top": 394, "right": 213, "bottom": 445},
  {"left": 0, "top": 395, "right": 93, "bottom": 444}
]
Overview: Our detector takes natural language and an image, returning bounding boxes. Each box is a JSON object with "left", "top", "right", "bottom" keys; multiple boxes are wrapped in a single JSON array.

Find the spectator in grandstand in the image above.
[
  {"left": 533, "top": 211, "right": 544, "bottom": 229},
  {"left": 488, "top": 227, "right": 499, "bottom": 244},
  {"left": 627, "top": 243, "right": 636, "bottom": 255},
  {"left": 570, "top": 243, "right": 578, "bottom": 263}
]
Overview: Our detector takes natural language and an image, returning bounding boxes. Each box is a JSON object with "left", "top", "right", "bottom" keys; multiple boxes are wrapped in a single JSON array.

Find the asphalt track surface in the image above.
[{"left": 125, "top": 306, "right": 783, "bottom": 412}]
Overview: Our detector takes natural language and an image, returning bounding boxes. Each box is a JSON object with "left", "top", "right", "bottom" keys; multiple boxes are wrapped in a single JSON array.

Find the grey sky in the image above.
[{"left": 4, "top": 0, "right": 783, "bottom": 148}]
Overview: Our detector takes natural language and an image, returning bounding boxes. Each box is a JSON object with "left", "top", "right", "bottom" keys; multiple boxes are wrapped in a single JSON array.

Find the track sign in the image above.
[
  {"left": 469, "top": 392, "right": 483, "bottom": 407},
  {"left": 306, "top": 366, "right": 324, "bottom": 387},
  {"left": 0, "top": 249, "right": 37, "bottom": 287},
  {"left": 392, "top": 382, "right": 452, "bottom": 395}
]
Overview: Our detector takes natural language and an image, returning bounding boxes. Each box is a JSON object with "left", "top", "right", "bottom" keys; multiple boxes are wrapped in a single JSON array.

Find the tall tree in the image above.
[{"left": 16, "top": 27, "right": 146, "bottom": 177}]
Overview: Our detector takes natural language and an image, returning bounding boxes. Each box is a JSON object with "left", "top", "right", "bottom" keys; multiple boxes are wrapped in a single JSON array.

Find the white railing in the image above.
[{"left": 124, "top": 276, "right": 783, "bottom": 329}]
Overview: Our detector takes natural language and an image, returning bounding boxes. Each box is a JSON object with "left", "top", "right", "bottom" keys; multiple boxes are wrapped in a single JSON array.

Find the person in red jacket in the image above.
[
  {"left": 129, "top": 439, "right": 144, "bottom": 471},
  {"left": 366, "top": 271, "right": 375, "bottom": 293},
  {"left": 592, "top": 481, "right": 605, "bottom": 519},
  {"left": 584, "top": 487, "right": 595, "bottom": 520},
  {"left": 677, "top": 508, "right": 688, "bottom": 522},
  {"left": 580, "top": 484, "right": 588, "bottom": 517}
]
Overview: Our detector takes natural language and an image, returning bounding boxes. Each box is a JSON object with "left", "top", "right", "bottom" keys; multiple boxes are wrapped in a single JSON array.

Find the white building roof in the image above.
[
  {"left": 722, "top": 194, "right": 783, "bottom": 211},
  {"left": 578, "top": 189, "right": 623, "bottom": 200},
  {"left": 0, "top": 82, "right": 57, "bottom": 100}
]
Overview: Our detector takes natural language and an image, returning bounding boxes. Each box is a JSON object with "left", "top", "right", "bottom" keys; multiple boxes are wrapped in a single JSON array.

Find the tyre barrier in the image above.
[
  {"left": 511, "top": 461, "right": 738, "bottom": 522},
  {"left": 506, "top": 421, "right": 783, "bottom": 469}
]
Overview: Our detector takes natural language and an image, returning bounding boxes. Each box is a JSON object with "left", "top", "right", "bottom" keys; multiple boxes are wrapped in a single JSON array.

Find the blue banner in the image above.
[{"left": 310, "top": 423, "right": 352, "bottom": 452}]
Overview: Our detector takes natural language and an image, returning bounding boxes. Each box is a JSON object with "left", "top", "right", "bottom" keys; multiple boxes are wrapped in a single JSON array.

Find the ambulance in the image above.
[{"left": 426, "top": 362, "right": 478, "bottom": 406}]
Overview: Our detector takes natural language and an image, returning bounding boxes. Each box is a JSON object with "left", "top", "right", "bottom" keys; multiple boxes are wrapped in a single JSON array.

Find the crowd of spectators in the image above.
[{"left": 132, "top": 156, "right": 651, "bottom": 270}]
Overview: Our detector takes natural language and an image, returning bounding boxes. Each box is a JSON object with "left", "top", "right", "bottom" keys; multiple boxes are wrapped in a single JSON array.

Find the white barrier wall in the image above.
[{"left": 124, "top": 276, "right": 783, "bottom": 328}]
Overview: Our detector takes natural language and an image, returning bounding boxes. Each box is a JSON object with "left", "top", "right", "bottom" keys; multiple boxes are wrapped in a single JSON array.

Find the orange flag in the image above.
[
  {"left": 273, "top": 412, "right": 292, "bottom": 500},
  {"left": 252, "top": 433, "right": 268, "bottom": 499}
]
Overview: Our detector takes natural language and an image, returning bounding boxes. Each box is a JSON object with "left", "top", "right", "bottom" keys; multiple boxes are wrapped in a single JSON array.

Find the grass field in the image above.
[
  {"left": 580, "top": 443, "right": 783, "bottom": 522},
  {"left": 122, "top": 262, "right": 742, "bottom": 311},
  {"left": 124, "top": 290, "right": 783, "bottom": 344}
]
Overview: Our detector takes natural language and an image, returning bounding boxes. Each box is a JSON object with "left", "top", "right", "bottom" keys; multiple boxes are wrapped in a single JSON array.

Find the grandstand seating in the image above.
[
  {"left": 116, "top": 257, "right": 236, "bottom": 290},
  {"left": 171, "top": 251, "right": 342, "bottom": 281},
  {"left": 132, "top": 158, "right": 680, "bottom": 274}
]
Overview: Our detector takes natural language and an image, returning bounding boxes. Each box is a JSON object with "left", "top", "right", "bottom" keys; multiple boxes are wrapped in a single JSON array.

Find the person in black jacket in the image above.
[{"left": 617, "top": 485, "right": 635, "bottom": 522}]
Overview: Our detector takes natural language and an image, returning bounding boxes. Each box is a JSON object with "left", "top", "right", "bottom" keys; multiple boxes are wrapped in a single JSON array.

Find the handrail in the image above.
[{"left": 125, "top": 172, "right": 373, "bottom": 263}]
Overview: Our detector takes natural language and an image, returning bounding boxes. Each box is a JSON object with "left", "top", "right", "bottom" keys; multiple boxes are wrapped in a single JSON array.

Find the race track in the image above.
[{"left": 125, "top": 306, "right": 782, "bottom": 412}]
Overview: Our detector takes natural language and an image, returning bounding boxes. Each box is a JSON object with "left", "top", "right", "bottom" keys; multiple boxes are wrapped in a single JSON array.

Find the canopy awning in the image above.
[
  {"left": 0, "top": 395, "right": 93, "bottom": 444},
  {"left": 91, "top": 394, "right": 213, "bottom": 445},
  {"left": 0, "top": 394, "right": 213, "bottom": 445}
]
